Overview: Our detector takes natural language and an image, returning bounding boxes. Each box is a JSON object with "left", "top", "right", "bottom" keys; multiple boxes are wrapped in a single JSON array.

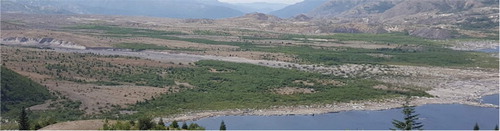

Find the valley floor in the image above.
[
  {"left": 1, "top": 12, "right": 498, "bottom": 130},
  {"left": 14, "top": 47, "right": 498, "bottom": 125}
]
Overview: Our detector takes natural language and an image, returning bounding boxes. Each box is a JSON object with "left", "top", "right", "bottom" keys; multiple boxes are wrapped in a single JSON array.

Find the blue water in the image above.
[
  {"left": 189, "top": 104, "right": 499, "bottom": 130},
  {"left": 477, "top": 46, "right": 500, "bottom": 53},
  {"left": 482, "top": 94, "right": 499, "bottom": 105}
]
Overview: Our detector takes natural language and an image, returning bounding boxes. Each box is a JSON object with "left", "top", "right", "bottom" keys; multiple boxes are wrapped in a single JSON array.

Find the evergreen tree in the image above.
[
  {"left": 152, "top": 123, "right": 167, "bottom": 130},
  {"left": 473, "top": 123, "right": 480, "bottom": 130},
  {"left": 171, "top": 120, "right": 179, "bottom": 129},
  {"left": 391, "top": 97, "right": 423, "bottom": 130},
  {"left": 34, "top": 123, "right": 42, "bottom": 130},
  {"left": 129, "top": 120, "right": 135, "bottom": 126},
  {"left": 188, "top": 123, "right": 205, "bottom": 130},
  {"left": 181, "top": 122, "right": 188, "bottom": 129},
  {"left": 220, "top": 120, "right": 226, "bottom": 130},
  {"left": 137, "top": 117, "right": 154, "bottom": 130},
  {"left": 18, "top": 107, "right": 30, "bottom": 130},
  {"left": 158, "top": 118, "right": 164, "bottom": 126}
]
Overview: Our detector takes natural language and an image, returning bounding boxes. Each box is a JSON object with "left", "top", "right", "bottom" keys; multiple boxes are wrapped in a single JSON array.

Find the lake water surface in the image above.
[
  {"left": 477, "top": 46, "right": 500, "bottom": 53},
  {"left": 189, "top": 95, "right": 499, "bottom": 130},
  {"left": 482, "top": 94, "right": 499, "bottom": 105}
]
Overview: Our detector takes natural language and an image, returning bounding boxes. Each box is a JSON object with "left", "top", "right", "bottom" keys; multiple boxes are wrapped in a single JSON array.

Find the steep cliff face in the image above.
[{"left": 2, "top": 37, "right": 86, "bottom": 49}]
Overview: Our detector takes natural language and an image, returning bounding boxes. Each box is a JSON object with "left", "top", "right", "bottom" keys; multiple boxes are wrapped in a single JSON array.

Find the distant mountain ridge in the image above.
[
  {"left": 270, "top": 0, "right": 329, "bottom": 18},
  {"left": 2, "top": 0, "right": 497, "bottom": 39},
  {"left": 1, "top": 0, "right": 245, "bottom": 19},
  {"left": 1, "top": 0, "right": 75, "bottom": 14},
  {"left": 273, "top": 0, "right": 498, "bottom": 20},
  {"left": 229, "top": 2, "right": 289, "bottom": 13}
]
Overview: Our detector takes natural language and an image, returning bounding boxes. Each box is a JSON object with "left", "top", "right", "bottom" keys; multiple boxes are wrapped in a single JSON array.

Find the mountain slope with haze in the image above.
[
  {"left": 1, "top": 0, "right": 245, "bottom": 19},
  {"left": 270, "top": 0, "right": 329, "bottom": 18}
]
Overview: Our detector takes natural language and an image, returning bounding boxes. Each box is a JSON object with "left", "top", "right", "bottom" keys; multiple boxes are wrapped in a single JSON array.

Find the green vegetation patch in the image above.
[
  {"left": 193, "top": 30, "right": 231, "bottom": 36},
  {"left": 70, "top": 25, "right": 498, "bottom": 68},
  {"left": 121, "top": 60, "right": 428, "bottom": 118},
  {"left": 257, "top": 45, "right": 498, "bottom": 68},
  {"left": 69, "top": 25, "right": 254, "bottom": 49},
  {"left": 0, "top": 67, "right": 85, "bottom": 129},
  {"left": 69, "top": 25, "right": 187, "bottom": 36},
  {"left": 282, "top": 33, "right": 437, "bottom": 45},
  {"left": 1, "top": 66, "right": 54, "bottom": 118},
  {"left": 31, "top": 99, "right": 85, "bottom": 121}
]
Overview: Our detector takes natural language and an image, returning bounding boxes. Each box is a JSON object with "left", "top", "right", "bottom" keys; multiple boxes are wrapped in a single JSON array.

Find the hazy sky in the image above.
[{"left": 219, "top": 0, "right": 303, "bottom": 4}]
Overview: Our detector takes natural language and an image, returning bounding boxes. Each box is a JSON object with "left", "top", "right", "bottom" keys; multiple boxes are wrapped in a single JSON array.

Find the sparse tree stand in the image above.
[
  {"left": 220, "top": 120, "right": 226, "bottom": 130},
  {"left": 18, "top": 107, "right": 30, "bottom": 130},
  {"left": 391, "top": 97, "right": 423, "bottom": 130},
  {"left": 473, "top": 123, "right": 480, "bottom": 130}
]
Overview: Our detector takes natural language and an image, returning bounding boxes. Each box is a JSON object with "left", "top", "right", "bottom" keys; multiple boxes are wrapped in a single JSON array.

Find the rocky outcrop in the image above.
[{"left": 1, "top": 37, "right": 86, "bottom": 49}]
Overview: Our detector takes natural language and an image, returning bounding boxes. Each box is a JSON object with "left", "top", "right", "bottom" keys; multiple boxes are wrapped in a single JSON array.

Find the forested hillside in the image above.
[{"left": 1, "top": 66, "right": 53, "bottom": 118}]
